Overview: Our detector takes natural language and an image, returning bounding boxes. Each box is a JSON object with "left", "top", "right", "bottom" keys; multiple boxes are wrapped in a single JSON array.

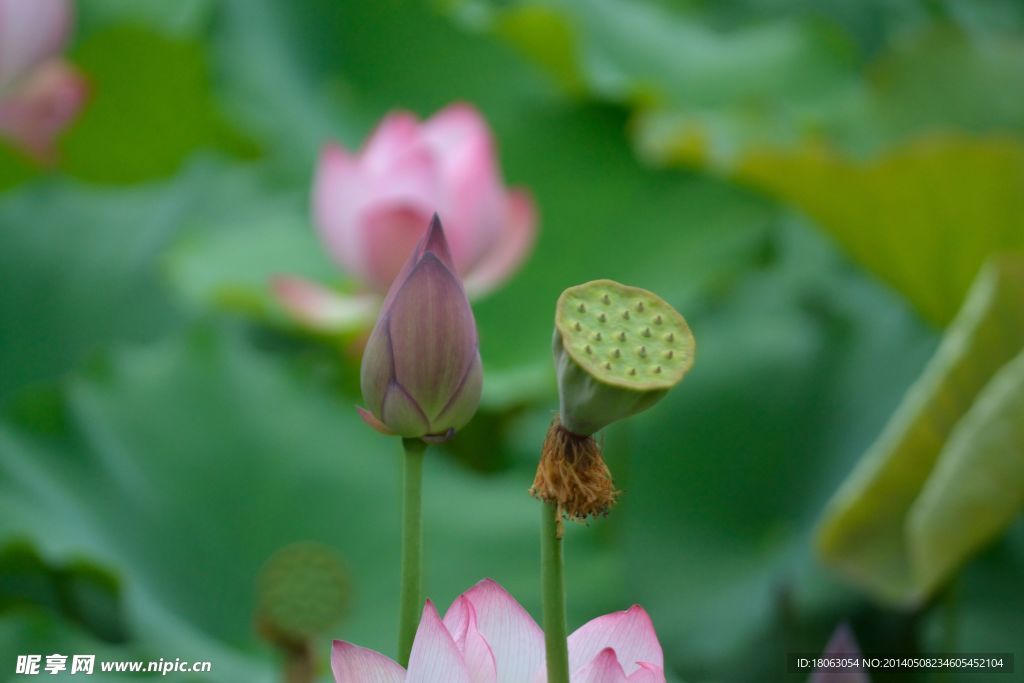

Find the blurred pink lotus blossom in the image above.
[
  {"left": 0, "top": 0, "right": 87, "bottom": 162},
  {"left": 274, "top": 104, "right": 537, "bottom": 333},
  {"left": 331, "top": 579, "right": 665, "bottom": 682}
]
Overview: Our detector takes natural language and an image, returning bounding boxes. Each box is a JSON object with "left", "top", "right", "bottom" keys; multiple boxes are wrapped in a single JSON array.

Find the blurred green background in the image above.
[{"left": 1, "top": 0, "right": 1023, "bottom": 681}]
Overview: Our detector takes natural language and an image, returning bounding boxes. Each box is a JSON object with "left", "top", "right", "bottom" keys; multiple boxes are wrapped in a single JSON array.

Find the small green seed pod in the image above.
[
  {"left": 553, "top": 279, "right": 695, "bottom": 435},
  {"left": 256, "top": 542, "right": 351, "bottom": 647}
]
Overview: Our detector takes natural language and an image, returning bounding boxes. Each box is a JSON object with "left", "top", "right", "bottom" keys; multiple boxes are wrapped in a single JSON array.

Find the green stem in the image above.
[
  {"left": 398, "top": 438, "right": 426, "bottom": 668},
  {"left": 541, "top": 501, "right": 571, "bottom": 683}
]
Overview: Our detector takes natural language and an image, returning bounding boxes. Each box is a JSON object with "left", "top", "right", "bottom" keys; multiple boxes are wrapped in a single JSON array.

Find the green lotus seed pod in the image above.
[
  {"left": 553, "top": 279, "right": 695, "bottom": 435},
  {"left": 255, "top": 542, "right": 350, "bottom": 646}
]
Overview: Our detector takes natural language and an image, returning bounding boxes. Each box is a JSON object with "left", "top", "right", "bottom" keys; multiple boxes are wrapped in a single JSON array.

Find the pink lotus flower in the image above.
[
  {"left": 274, "top": 104, "right": 537, "bottom": 332},
  {"left": 331, "top": 580, "right": 665, "bottom": 682},
  {"left": 0, "top": 0, "right": 87, "bottom": 162}
]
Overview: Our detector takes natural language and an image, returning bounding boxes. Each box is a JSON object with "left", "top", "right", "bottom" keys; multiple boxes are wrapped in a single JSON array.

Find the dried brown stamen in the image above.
[{"left": 529, "top": 417, "right": 618, "bottom": 533}]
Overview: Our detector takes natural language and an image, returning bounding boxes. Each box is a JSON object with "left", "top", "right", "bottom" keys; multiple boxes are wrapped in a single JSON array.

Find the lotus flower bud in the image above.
[
  {"left": 533, "top": 280, "right": 694, "bottom": 521},
  {"left": 357, "top": 215, "right": 482, "bottom": 442}
]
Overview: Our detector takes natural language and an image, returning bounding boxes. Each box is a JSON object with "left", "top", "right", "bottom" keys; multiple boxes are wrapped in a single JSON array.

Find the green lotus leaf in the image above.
[{"left": 818, "top": 254, "right": 1024, "bottom": 605}]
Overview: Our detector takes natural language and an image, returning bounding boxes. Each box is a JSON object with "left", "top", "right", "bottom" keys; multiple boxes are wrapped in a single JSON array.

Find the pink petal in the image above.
[
  {"left": 311, "top": 142, "right": 387, "bottom": 286},
  {"left": 421, "top": 103, "right": 492, "bottom": 158},
  {"left": 0, "top": 0, "right": 71, "bottom": 88},
  {"left": 313, "top": 143, "right": 370, "bottom": 282},
  {"left": 0, "top": 58, "right": 86, "bottom": 163},
  {"left": 421, "top": 103, "right": 505, "bottom": 273},
  {"left": 359, "top": 204, "right": 436, "bottom": 292},
  {"left": 271, "top": 276, "right": 378, "bottom": 332},
  {"left": 447, "top": 579, "right": 545, "bottom": 682},
  {"left": 363, "top": 139, "right": 439, "bottom": 206},
  {"left": 572, "top": 649, "right": 629, "bottom": 683},
  {"left": 407, "top": 601, "right": 474, "bottom": 683},
  {"left": 463, "top": 189, "right": 538, "bottom": 298},
  {"left": 331, "top": 641, "right": 406, "bottom": 683},
  {"left": 355, "top": 406, "right": 396, "bottom": 436},
  {"left": 443, "top": 596, "right": 497, "bottom": 683},
  {"left": 568, "top": 606, "right": 663, "bottom": 677},
  {"left": 626, "top": 663, "right": 666, "bottom": 683},
  {"left": 361, "top": 111, "right": 422, "bottom": 174}
]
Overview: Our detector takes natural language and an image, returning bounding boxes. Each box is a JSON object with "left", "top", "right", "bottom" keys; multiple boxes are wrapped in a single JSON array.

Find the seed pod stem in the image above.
[{"left": 540, "top": 500, "right": 571, "bottom": 683}]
